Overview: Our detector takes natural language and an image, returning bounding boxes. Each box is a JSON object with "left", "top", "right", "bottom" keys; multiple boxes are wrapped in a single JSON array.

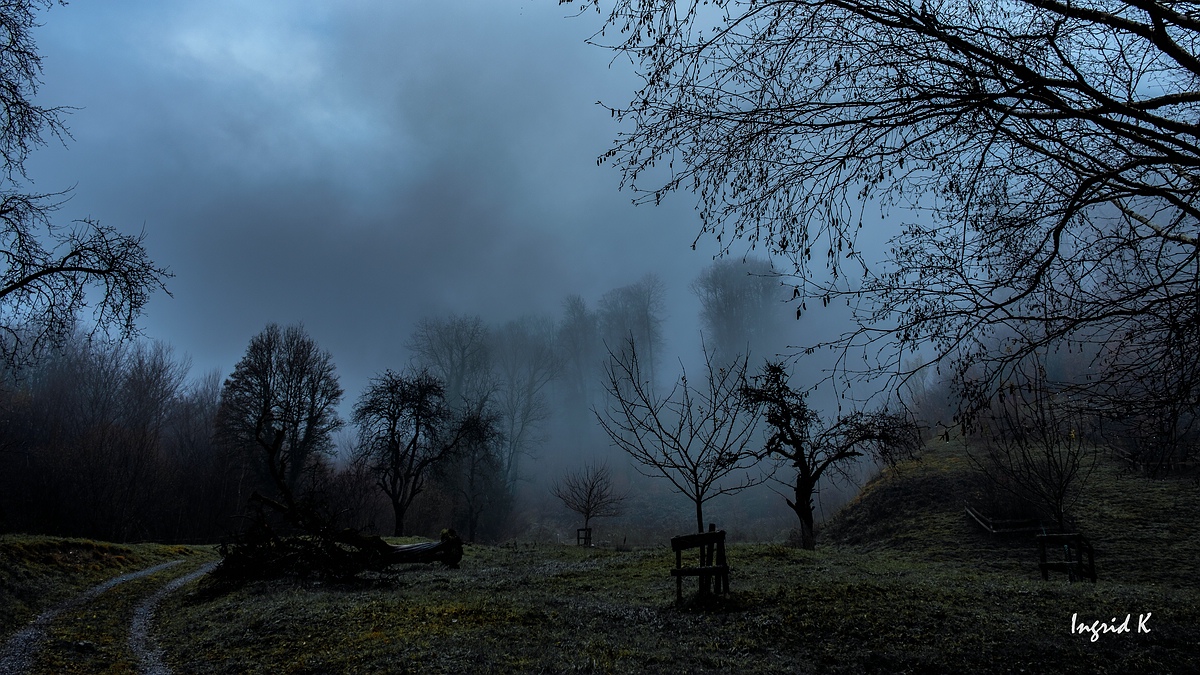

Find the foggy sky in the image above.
[{"left": 23, "top": 0, "right": 766, "bottom": 411}]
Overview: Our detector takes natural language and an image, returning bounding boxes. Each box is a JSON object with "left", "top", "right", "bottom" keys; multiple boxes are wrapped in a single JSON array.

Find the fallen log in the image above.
[
  {"left": 217, "top": 524, "right": 464, "bottom": 580},
  {"left": 330, "top": 529, "right": 464, "bottom": 570}
]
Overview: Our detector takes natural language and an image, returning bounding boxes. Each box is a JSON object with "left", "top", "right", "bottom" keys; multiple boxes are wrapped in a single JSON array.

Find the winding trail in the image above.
[
  {"left": 128, "top": 561, "right": 219, "bottom": 675},
  {"left": 0, "top": 560, "right": 184, "bottom": 673},
  {"left": 0, "top": 558, "right": 215, "bottom": 674}
]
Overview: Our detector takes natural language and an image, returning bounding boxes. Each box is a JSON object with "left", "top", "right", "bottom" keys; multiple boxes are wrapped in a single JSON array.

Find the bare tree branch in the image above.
[
  {"left": 567, "top": 0, "right": 1200, "bottom": 424},
  {"left": 551, "top": 461, "right": 626, "bottom": 532},
  {"left": 596, "top": 337, "right": 763, "bottom": 532}
]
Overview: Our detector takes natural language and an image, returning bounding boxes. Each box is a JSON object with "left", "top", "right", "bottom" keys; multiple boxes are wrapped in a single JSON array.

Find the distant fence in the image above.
[
  {"left": 964, "top": 506, "right": 1043, "bottom": 537},
  {"left": 1037, "top": 533, "right": 1096, "bottom": 583}
]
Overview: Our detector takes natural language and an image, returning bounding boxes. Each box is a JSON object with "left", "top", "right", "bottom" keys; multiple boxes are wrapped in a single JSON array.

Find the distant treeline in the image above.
[{"left": 0, "top": 260, "right": 798, "bottom": 544}]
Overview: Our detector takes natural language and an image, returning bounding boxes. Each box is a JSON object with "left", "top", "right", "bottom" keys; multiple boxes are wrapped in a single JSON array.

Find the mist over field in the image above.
[{"left": 1, "top": 0, "right": 866, "bottom": 544}]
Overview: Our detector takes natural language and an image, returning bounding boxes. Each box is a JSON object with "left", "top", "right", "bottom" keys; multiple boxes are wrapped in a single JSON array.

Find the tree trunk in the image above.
[
  {"left": 794, "top": 503, "right": 815, "bottom": 550},
  {"left": 392, "top": 500, "right": 406, "bottom": 537},
  {"left": 467, "top": 507, "right": 479, "bottom": 542},
  {"left": 695, "top": 499, "right": 704, "bottom": 533},
  {"left": 788, "top": 477, "right": 818, "bottom": 550}
]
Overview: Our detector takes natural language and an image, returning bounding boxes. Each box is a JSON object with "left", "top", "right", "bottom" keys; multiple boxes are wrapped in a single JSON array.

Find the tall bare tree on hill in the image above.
[{"left": 741, "top": 361, "right": 921, "bottom": 549}]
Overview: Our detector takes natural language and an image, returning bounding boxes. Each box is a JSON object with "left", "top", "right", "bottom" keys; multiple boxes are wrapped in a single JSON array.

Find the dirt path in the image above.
[
  {"left": 128, "top": 562, "right": 218, "bottom": 675},
  {"left": 0, "top": 560, "right": 184, "bottom": 673},
  {"left": 0, "top": 558, "right": 215, "bottom": 674}
]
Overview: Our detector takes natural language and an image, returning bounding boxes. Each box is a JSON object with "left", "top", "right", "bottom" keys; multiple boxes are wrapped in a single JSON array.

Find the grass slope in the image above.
[{"left": 149, "top": 443, "right": 1198, "bottom": 673}]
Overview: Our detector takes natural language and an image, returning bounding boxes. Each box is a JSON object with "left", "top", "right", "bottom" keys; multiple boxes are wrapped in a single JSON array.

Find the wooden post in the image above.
[{"left": 675, "top": 546, "right": 683, "bottom": 603}]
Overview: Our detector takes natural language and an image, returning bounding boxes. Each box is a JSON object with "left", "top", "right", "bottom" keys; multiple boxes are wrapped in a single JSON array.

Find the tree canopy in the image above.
[
  {"left": 570, "top": 0, "right": 1200, "bottom": 420},
  {"left": 0, "top": 0, "right": 169, "bottom": 365}
]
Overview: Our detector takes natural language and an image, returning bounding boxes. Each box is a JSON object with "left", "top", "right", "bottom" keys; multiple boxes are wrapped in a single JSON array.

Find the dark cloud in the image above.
[{"left": 22, "top": 0, "right": 735, "bottom": 409}]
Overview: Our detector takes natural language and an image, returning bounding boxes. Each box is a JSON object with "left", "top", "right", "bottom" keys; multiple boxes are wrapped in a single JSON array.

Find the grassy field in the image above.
[{"left": 4, "top": 441, "right": 1198, "bottom": 673}]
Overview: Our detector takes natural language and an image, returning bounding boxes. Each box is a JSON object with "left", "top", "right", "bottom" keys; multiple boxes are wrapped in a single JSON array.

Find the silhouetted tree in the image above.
[
  {"left": 216, "top": 323, "right": 343, "bottom": 519},
  {"left": 597, "top": 339, "right": 761, "bottom": 532},
  {"left": 571, "top": 0, "right": 1200, "bottom": 424},
  {"left": 741, "top": 362, "right": 920, "bottom": 549},
  {"left": 0, "top": 1, "right": 169, "bottom": 368},
  {"left": 408, "top": 315, "right": 512, "bottom": 539},
  {"left": 691, "top": 257, "right": 782, "bottom": 366},
  {"left": 976, "top": 358, "right": 1098, "bottom": 531},
  {"left": 448, "top": 401, "right": 507, "bottom": 542},
  {"left": 551, "top": 461, "right": 625, "bottom": 533},
  {"left": 598, "top": 274, "right": 666, "bottom": 388},
  {"left": 353, "top": 368, "right": 478, "bottom": 536}
]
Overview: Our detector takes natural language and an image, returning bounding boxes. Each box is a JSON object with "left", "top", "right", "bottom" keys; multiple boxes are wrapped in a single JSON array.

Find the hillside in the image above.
[{"left": 823, "top": 440, "right": 1200, "bottom": 588}]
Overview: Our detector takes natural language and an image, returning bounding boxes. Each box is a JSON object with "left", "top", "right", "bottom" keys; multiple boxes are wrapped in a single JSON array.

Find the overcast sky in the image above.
[{"left": 22, "top": 0, "right": 766, "bottom": 407}]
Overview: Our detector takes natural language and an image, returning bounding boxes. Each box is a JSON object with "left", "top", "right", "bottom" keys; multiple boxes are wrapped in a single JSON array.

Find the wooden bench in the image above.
[
  {"left": 1037, "top": 533, "right": 1096, "bottom": 583},
  {"left": 577, "top": 527, "right": 592, "bottom": 547},
  {"left": 670, "top": 524, "right": 729, "bottom": 604}
]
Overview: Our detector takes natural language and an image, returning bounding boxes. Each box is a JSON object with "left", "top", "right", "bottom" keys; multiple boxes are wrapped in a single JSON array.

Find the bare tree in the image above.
[
  {"left": 569, "top": 0, "right": 1200, "bottom": 422},
  {"left": 598, "top": 274, "right": 667, "bottom": 387},
  {"left": 976, "top": 359, "right": 1098, "bottom": 531},
  {"left": 447, "top": 401, "right": 506, "bottom": 542},
  {"left": 216, "top": 323, "right": 343, "bottom": 518},
  {"left": 691, "top": 257, "right": 783, "bottom": 366},
  {"left": 352, "top": 368, "right": 477, "bottom": 537},
  {"left": 551, "top": 461, "right": 625, "bottom": 533},
  {"left": 492, "top": 315, "right": 561, "bottom": 490},
  {"left": 597, "top": 338, "right": 761, "bottom": 532},
  {"left": 0, "top": 1, "right": 169, "bottom": 367},
  {"left": 407, "top": 314, "right": 493, "bottom": 409},
  {"left": 741, "top": 361, "right": 920, "bottom": 549},
  {"left": 557, "top": 294, "right": 601, "bottom": 419}
]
